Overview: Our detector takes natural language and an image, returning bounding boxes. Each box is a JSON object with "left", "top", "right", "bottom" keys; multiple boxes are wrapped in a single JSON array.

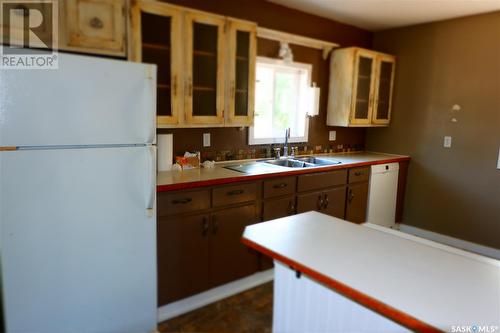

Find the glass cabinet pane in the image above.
[
  {"left": 375, "top": 61, "right": 394, "bottom": 120},
  {"left": 354, "top": 56, "right": 373, "bottom": 120},
  {"left": 192, "top": 22, "right": 218, "bottom": 117},
  {"left": 235, "top": 31, "right": 250, "bottom": 116},
  {"left": 141, "top": 12, "right": 172, "bottom": 117}
]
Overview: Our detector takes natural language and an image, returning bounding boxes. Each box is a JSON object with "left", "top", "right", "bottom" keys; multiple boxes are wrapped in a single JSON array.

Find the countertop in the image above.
[
  {"left": 157, "top": 151, "right": 410, "bottom": 191},
  {"left": 242, "top": 212, "right": 500, "bottom": 332}
]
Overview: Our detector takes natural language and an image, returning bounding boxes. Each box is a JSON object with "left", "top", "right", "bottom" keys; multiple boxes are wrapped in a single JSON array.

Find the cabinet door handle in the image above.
[
  {"left": 227, "top": 189, "right": 244, "bottom": 196},
  {"left": 212, "top": 216, "right": 219, "bottom": 234},
  {"left": 288, "top": 200, "right": 295, "bottom": 215},
  {"left": 348, "top": 189, "right": 355, "bottom": 203},
  {"left": 323, "top": 194, "right": 329, "bottom": 209},
  {"left": 202, "top": 217, "right": 209, "bottom": 236},
  {"left": 354, "top": 171, "right": 362, "bottom": 176},
  {"left": 317, "top": 195, "right": 324, "bottom": 210},
  {"left": 171, "top": 197, "right": 192, "bottom": 205},
  {"left": 231, "top": 81, "right": 235, "bottom": 99},
  {"left": 273, "top": 183, "right": 287, "bottom": 189},
  {"left": 90, "top": 17, "right": 104, "bottom": 29}
]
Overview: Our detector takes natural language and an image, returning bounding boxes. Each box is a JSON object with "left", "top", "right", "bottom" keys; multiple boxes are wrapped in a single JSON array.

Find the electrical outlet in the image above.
[
  {"left": 329, "top": 131, "right": 336, "bottom": 141},
  {"left": 203, "top": 133, "right": 211, "bottom": 147},
  {"left": 444, "top": 136, "right": 452, "bottom": 148}
]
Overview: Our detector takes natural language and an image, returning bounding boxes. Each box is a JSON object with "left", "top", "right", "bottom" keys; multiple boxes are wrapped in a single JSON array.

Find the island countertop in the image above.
[
  {"left": 157, "top": 151, "right": 410, "bottom": 191},
  {"left": 242, "top": 212, "right": 500, "bottom": 332}
]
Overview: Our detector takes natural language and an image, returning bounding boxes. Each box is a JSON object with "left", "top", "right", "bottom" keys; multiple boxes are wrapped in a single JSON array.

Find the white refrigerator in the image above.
[{"left": 0, "top": 51, "right": 158, "bottom": 333}]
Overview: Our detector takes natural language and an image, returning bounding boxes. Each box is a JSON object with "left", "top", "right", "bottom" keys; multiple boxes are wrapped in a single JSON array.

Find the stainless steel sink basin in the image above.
[
  {"left": 263, "top": 159, "right": 315, "bottom": 168},
  {"left": 293, "top": 156, "right": 342, "bottom": 166}
]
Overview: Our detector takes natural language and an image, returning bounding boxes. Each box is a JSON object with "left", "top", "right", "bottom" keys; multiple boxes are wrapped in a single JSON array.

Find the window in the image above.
[{"left": 249, "top": 57, "right": 312, "bottom": 145}]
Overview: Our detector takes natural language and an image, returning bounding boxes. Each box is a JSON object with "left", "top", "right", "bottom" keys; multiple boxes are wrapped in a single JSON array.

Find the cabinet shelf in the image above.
[
  {"left": 143, "top": 43, "right": 170, "bottom": 51},
  {"left": 193, "top": 50, "right": 216, "bottom": 57},
  {"left": 193, "top": 86, "right": 216, "bottom": 92}
]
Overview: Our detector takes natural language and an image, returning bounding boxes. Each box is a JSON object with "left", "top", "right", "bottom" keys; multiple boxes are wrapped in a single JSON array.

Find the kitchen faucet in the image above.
[{"left": 283, "top": 128, "right": 290, "bottom": 158}]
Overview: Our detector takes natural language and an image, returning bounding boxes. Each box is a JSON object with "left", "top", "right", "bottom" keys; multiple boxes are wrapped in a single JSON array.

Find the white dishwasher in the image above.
[{"left": 367, "top": 163, "right": 400, "bottom": 228}]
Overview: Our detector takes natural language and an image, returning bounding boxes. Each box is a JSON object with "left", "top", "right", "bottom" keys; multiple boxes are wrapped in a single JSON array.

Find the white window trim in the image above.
[{"left": 249, "top": 57, "right": 312, "bottom": 146}]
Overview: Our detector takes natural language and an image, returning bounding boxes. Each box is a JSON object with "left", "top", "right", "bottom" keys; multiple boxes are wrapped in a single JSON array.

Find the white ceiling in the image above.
[{"left": 268, "top": 0, "right": 500, "bottom": 31}]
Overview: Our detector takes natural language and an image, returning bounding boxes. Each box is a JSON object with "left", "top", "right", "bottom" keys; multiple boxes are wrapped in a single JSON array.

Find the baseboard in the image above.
[
  {"left": 157, "top": 269, "right": 274, "bottom": 323},
  {"left": 399, "top": 224, "right": 500, "bottom": 260}
]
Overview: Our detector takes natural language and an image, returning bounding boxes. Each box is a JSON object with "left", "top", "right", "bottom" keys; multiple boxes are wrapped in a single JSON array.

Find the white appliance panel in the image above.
[
  {"left": 0, "top": 51, "right": 156, "bottom": 147},
  {"left": 0, "top": 146, "right": 157, "bottom": 333},
  {"left": 367, "top": 163, "right": 399, "bottom": 227}
]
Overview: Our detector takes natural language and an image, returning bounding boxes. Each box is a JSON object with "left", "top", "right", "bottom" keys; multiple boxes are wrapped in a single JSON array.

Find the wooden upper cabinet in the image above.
[
  {"left": 225, "top": 19, "right": 257, "bottom": 126},
  {"left": 184, "top": 11, "right": 226, "bottom": 125},
  {"left": 372, "top": 54, "right": 396, "bottom": 125},
  {"left": 327, "top": 47, "right": 395, "bottom": 127},
  {"left": 129, "top": 0, "right": 182, "bottom": 126},
  {"left": 351, "top": 49, "right": 376, "bottom": 125},
  {"left": 63, "top": 0, "right": 127, "bottom": 56}
]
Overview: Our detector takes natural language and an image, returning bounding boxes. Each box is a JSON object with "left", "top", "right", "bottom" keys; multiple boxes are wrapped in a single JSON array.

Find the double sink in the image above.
[{"left": 224, "top": 156, "right": 342, "bottom": 174}]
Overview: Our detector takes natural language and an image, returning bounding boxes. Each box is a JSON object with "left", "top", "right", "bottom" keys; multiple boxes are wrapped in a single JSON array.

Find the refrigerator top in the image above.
[{"left": 0, "top": 50, "right": 156, "bottom": 147}]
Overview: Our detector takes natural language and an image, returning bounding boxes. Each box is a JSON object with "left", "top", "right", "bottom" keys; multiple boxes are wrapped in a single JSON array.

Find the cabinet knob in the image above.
[
  {"left": 317, "top": 195, "right": 324, "bottom": 210},
  {"left": 323, "top": 194, "right": 329, "bottom": 209},
  {"left": 89, "top": 17, "right": 104, "bottom": 29},
  {"left": 171, "top": 197, "right": 192, "bottom": 205},
  {"left": 273, "top": 183, "right": 287, "bottom": 189},
  {"left": 348, "top": 189, "right": 355, "bottom": 203},
  {"left": 227, "top": 189, "right": 244, "bottom": 196},
  {"left": 202, "top": 217, "right": 209, "bottom": 236}
]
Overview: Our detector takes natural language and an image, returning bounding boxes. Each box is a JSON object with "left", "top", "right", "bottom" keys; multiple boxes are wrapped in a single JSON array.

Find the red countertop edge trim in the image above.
[
  {"left": 157, "top": 157, "right": 411, "bottom": 192},
  {"left": 241, "top": 236, "right": 442, "bottom": 333}
]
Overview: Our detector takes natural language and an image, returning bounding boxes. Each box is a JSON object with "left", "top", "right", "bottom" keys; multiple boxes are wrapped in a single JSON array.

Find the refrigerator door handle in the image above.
[{"left": 146, "top": 146, "right": 156, "bottom": 217}]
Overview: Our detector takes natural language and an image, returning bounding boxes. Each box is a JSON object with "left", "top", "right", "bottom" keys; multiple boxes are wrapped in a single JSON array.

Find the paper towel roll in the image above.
[{"left": 158, "top": 134, "right": 173, "bottom": 172}]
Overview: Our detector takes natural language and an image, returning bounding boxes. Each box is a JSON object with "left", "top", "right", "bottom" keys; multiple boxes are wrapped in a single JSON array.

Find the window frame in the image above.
[{"left": 249, "top": 56, "right": 312, "bottom": 145}]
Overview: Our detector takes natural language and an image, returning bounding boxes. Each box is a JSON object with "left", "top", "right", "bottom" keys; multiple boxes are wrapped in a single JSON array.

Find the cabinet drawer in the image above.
[
  {"left": 158, "top": 189, "right": 210, "bottom": 216},
  {"left": 263, "top": 177, "right": 296, "bottom": 198},
  {"left": 348, "top": 167, "right": 370, "bottom": 183},
  {"left": 213, "top": 183, "right": 258, "bottom": 207},
  {"left": 297, "top": 169, "right": 347, "bottom": 192}
]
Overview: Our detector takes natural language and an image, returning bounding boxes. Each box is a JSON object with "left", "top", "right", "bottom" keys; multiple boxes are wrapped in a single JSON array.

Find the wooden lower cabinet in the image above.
[
  {"left": 297, "top": 186, "right": 346, "bottom": 219},
  {"left": 157, "top": 213, "right": 210, "bottom": 305},
  {"left": 346, "top": 182, "right": 369, "bottom": 223},
  {"left": 210, "top": 204, "right": 259, "bottom": 286},
  {"left": 262, "top": 195, "right": 296, "bottom": 221}
]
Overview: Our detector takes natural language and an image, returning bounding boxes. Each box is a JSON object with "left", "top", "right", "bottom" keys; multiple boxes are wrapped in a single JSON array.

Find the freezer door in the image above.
[
  {"left": 0, "top": 50, "right": 156, "bottom": 147},
  {"left": 0, "top": 147, "right": 157, "bottom": 333}
]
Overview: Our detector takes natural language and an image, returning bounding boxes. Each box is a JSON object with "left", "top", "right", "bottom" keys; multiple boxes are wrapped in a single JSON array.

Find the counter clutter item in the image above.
[
  {"left": 157, "top": 134, "right": 173, "bottom": 171},
  {"left": 242, "top": 212, "right": 500, "bottom": 332}
]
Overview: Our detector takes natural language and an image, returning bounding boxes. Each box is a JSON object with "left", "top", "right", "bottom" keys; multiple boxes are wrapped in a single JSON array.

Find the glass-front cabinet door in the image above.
[
  {"left": 350, "top": 50, "right": 376, "bottom": 125},
  {"left": 184, "top": 12, "right": 226, "bottom": 125},
  {"left": 226, "top": 19, "right": 257, "bottom": 126},
  {"left": 129, "top": 1, "right": 182, "bottom": 126},
  {"left": 372, "top": 55, "right": 395, "bottom": 125}
]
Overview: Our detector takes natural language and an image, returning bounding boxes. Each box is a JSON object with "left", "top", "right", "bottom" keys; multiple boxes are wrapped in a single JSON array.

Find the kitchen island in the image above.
[{"left": 242, "top": 212, "right": 500, "bottom": 332}]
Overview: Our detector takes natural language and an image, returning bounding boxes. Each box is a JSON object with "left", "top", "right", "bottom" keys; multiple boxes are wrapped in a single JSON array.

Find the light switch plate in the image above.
[
  {"left": 444, "top": 136, "right": 452, "bottom": 148},
  {"left": 329, "top": 131, "right": 336, "bottom": 141},
  {"left": 203, "top": 133, "right": 211, "bottom": 147}
]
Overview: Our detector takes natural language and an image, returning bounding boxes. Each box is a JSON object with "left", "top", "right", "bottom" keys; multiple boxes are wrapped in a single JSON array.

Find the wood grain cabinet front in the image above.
[
  {"left": 157, "top": 189, "right": 210, "bottom": 216},
  {"left": 262, "top": 195, "right": 296, "bottom": 221},
  {"left": 327, "top": 47, "right": 395, "bottom": 127},
  {"left": 210, "top": 204, "right": 259, "bottom": 287},
  {"left": 212, "top": 182, "right": 258, "bottom": 207},
  {"left": 62, "top": 0, "right": 127, "bottom": 56},
  {"left": 297, "top": 169, "right": 348, "bottom": 192},
  {"left": 297, "top": 186, "right": 346, "bottom": 219},
  {"left": 346, "top": 182, "right": 369, "bottom": 223},
  {"left": 157, "top": 213, "right": 210, "bottom": 305}
]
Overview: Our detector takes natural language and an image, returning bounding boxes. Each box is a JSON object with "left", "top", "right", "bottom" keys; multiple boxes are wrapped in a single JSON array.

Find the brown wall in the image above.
[
  {"left": 366, "top": 12, "right": 500, "bottom": 249},
  {"left": 159, "top": 0, "right": 372, "bottom": 159}
]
